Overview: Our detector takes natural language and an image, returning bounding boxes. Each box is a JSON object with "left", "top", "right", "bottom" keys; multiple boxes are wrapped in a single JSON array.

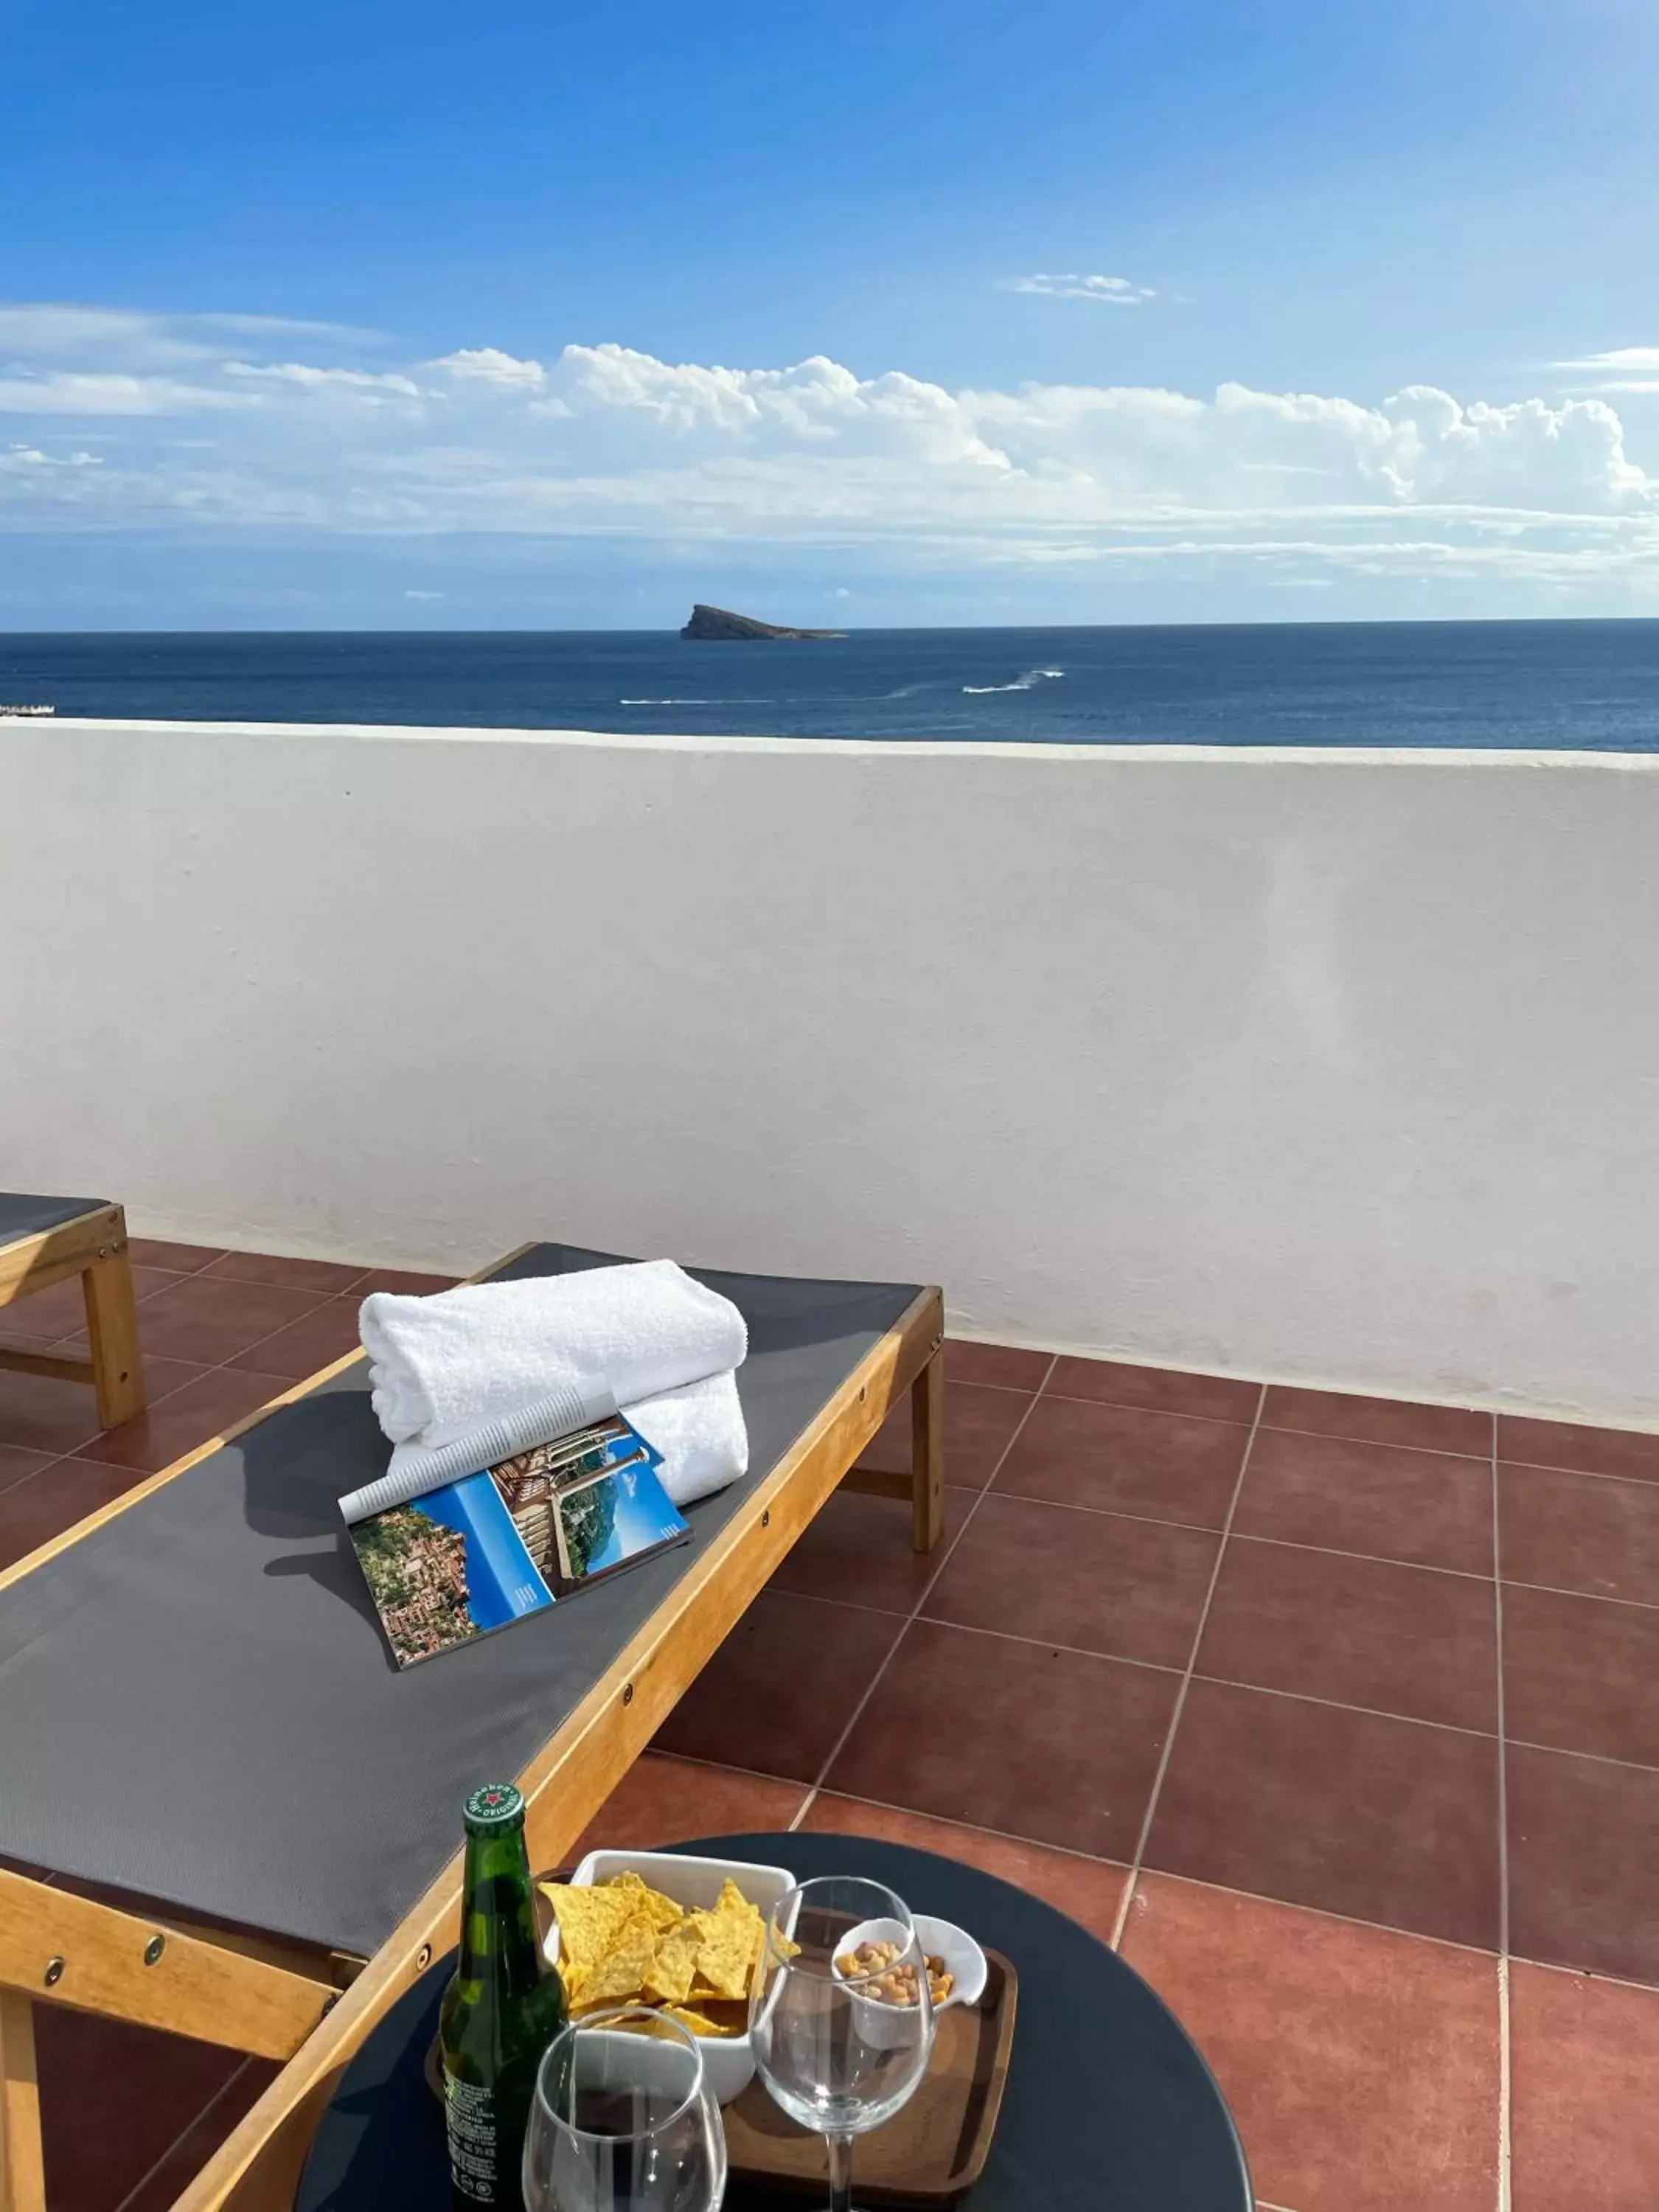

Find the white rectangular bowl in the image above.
[{"left": 544, "top": 1846, "right": 798, "bottom": 2101}]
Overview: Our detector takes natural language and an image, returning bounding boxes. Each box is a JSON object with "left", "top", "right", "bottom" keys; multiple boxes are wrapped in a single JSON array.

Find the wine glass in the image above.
[
  {"left": 522, "top": 2006, "right": 727, "bottom": 2212},
  {"left": 748, "top": 1876, "right": 935, "bottom": 2212}
]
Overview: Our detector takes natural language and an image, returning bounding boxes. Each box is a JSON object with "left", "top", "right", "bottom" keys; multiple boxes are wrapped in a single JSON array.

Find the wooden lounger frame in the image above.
[
  {"left": 0, "top": 1202, "right": 146, "bottom": 1430},
  {"left": 0, "top": 1245, "right": 944, "bottom": 2212}
]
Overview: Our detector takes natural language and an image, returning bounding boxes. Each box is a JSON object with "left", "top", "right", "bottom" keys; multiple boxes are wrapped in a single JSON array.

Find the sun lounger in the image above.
[
  {"left": 0, "top": 1241, "right": 942, "bottom": 2212},
  {"left": 0, "top": 1193, "right": 145, "bottom": 1429}
]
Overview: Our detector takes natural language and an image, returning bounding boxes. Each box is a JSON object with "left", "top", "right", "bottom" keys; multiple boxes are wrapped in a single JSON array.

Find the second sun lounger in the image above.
[{"left": 0, "top": 1239, "right": 942, "bottom": 2212}]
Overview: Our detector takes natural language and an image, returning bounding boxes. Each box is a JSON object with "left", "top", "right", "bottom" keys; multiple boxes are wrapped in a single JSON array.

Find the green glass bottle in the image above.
[{"left": 439, "top": 1783, "right": 570, "bottom": 2211}]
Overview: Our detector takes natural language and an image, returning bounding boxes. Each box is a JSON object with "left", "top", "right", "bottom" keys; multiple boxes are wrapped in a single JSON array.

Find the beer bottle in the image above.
[{"left": 439, "top": 1782, "right": 570, "bottom": 2210}]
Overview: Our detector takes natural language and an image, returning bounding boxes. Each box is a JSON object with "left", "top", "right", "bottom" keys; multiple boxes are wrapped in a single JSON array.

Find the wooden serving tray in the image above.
[{"left": 723, "top": 1947, "right": 1017, "bottom": 2208}]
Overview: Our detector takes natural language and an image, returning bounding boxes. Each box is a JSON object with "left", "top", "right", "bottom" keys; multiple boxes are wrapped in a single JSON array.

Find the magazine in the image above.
[{"left": 346, "top": 1409, "right": 691, "bottom": 1670}]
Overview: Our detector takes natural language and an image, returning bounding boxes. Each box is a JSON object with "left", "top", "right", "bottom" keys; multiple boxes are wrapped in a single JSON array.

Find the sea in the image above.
[{"left": 4, "top": 619, "right": 1658, "bottom": 748}]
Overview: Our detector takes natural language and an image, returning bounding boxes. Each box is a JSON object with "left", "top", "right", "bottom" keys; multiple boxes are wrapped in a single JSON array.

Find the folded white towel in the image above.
[
  {"left": 626, "top": 1370, "right": 749, "bottom": 1508},
  {"left": 360, "top": 1260, "right": 748, "bottom": 1452}
]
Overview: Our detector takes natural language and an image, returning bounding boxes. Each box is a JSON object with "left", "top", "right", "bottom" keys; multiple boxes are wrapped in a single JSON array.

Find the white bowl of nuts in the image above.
[{"left": 832, "top": 1912, "right": 988, "bottom": 2028}]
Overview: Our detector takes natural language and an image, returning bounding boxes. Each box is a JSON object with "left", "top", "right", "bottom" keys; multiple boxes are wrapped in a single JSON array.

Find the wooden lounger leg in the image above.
[
  {"left": 910, "top": 1347, "right": 944, "bottom": 1554},
  {"left": 0, "top": 1991, "right": 46, "bottom": 2212},
  {"left": 83, "top": 1250, "right": 145, "bottom": 1429}
]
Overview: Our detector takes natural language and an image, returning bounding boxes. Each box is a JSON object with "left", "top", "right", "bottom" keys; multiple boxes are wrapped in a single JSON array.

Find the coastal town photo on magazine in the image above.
[{"left": 349, "top": 1416, "right": 690, "bottom": 1669}]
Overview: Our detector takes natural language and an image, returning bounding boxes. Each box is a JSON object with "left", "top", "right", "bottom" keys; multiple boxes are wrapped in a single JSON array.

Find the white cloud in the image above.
[
  {"left": 1554, "top": 347, "right": 1659, "bottom": 371},
  {"left": 404, "top": 588, "right": 444, "bottom": 599},
  {"left": 1009, "top": 274, "right": 1157, "bottom": 305},
  {"left": 223, "top": 362, "right": 420, "bottom": 397},
  {"left": 0, "top": 305, "right": 1655, "bottom": 602},
  {"left": 0, "top": 372, "right": 258, "bottom": 414},
  {"left": 432, "top": 347, "right": 549, "bottom": 391}
]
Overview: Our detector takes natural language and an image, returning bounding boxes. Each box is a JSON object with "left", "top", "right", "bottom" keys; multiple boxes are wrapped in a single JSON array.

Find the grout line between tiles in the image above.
[
  {"left": 1496, "top": 1952, "right": 1513, "bottom": 2212},
  {"left": 1492, "top": 1408, "right": 1514, "bottom": 2212},
  {"left": 110, "top": 2053, "right": 260, "bottom": 2212},
  {"left": 1037, "top": 1389, "right": 1257, "bottom": 1430},
  {"left": 1109, "top": 1382, "right": 1269, "bottom": 1950},
  {"left": 789, "top": 1355, "right": 1061, "bottom": 1834}
]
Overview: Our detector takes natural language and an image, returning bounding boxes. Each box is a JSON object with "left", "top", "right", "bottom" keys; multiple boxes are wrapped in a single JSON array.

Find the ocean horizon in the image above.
[{"left": 4, "top": 617, "right": 1658, "bottom": 749}]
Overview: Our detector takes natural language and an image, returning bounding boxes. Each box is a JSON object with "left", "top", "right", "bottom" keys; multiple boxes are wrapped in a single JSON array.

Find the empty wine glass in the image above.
[
  {"left": 522, "top": 2006, "right": 726, "bottom": 2212},
  {"left": 748, "top": 1876, "right": 935, "bottom": 2212}
]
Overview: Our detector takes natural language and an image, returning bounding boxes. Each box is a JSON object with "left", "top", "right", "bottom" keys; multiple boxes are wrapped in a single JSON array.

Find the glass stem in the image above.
[{"left": 827, "top": 2132, "right": 855, "bottom": 2212}]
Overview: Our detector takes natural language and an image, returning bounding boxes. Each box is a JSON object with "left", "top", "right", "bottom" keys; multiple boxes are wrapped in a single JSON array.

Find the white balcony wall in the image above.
[{"left": 4, "top": 719, "right": 1658, "bottom": 1425}]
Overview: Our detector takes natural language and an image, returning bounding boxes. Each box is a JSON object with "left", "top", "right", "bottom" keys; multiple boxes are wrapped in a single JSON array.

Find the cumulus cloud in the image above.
[
  {"left": 0, "top": 305, "right": 1655, "bottom": 600},
  {"left": 1009, "top": 273, "right": 1157, "bottom": 305}
]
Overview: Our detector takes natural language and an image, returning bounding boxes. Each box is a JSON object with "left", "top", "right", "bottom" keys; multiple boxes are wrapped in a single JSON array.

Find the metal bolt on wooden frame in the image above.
[{"left": 0, "top": 1246, "right": 943, "bottom": 2212}]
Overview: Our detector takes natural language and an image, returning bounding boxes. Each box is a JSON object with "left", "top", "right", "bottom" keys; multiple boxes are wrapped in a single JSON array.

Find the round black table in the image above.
[{"left": 296, "top": 1831, "right": 1251, "bottom": 2211}]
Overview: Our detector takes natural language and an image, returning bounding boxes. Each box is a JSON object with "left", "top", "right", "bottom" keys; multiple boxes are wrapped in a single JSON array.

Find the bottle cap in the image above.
[{"left": 462, "top": 1782, "right": 525, "bottom": 1835}]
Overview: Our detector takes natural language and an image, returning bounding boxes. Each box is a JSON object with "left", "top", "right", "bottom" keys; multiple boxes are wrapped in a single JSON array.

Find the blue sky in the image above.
[{"left": 4, "top": 0, "right": 1658, "bottom": 626}]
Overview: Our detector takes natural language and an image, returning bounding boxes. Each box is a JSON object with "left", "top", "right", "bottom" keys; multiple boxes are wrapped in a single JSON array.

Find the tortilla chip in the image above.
[
  {"left": 576, "top": 1907, "right": 661, "bottom": 2008},
  {"left": 661, "top": 2003, "right": 735, "bottom": 2038},
  {"left": 605, "top": 1871, "right": 684, "bottom": 1934},
  {"left": 688, "top": 1997, "right": 750, "bottom": 2037},
  {"left": 644, "top": 1914, "right": 706, "bottom": 2003},
  {"left": 540, "top": 1882, "right": 639, "bottom": 1980},
  {"left": 695, "top": 1886, "right": 763, "bottom": 2000}
]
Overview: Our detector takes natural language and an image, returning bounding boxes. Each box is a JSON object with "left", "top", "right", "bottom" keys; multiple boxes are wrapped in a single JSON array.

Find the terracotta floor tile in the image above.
[
  {"left": 561, "top": 1754, "right": 810, "bottom": 1866},
  {"left": 653, "top": 1593, "right": 903, "bottom": 1782},
  {"left": 944, "top": 1339, "right": 1051, "bottom": 1391},
  {"left": 0, "top": 1366, "right": 105, "bottom": 1455},
  {"left": 1196, "top": 1539, "right": 1498, "bottom": 1732},
  {"left": 1237, "top": 1427, "right": 1493, "bottom": 1576},
  {"left": 1261, "top": 1385, "right": 1491, "bottom": 1458},
  {"left": 1498, "top": 1413, "right": 1659, "bottom": 1485},
  {"left": 804, "top": 1795, "right": 1130, "bottom": 1944},
  {"left": 1046, "top": 1354, "right": 1260, "bottom": 1424},
  {"left": 130, "top": 1273, "right": 330, "bottom": 1365},
  {"left": 226, "top": 1296, "right": 366, "bottom": 1381},
  {"left": 1147, "top": 1679, "right": 1500, "bottom": 1949},
  {"left": 0, "top": 1455, "right": 156, "bottom": 1565},
  {"left": 125, "top": 1237, "right": 226, "bottom": 1273},
  {"left": 44, "top": 1350, "right": 210, "bottom": 1405},
  {"left": 353, "top": 1267, "right": 462, "bottom": 1295},
  {"left": 1507, "top": 1743, "right": 1659, "bottom": 1984},
  {"left": 136, "top": 1354, "right": 216, "bottom": 1403},
  {"left": 1510, "top": 1961, "right": 1659, "bottom": 2212},
  {"left": 0, "top": 1441, "right": 55, "bottom": 1496},
  {"left": 995, "top": 1395, "right": 1249, "bottom": 1529},
  {"left": 0, "top": 1268, "right": 151, "bottom": 1342},
  {"left": 768, "top": 1484, "right": 973, "bottom": 1613},
  {"left": 825, "top": 1618, "right": 1179, "bottom": 1862},
  {"left": 1499, "top": 1464, "right": 1659, "bottom": 1605},
  {"left": 203, "top": 1248, "right": 369, "bottom": 1295},
  {"left": 1120, "top": 1874, "right": 1499, "bottom": 2212},
  {"left": 858, "top": 1379, "right": 1033, "bottom": 1490},
  {"left": 119, "top": 2057, "right": 282, "bottom": 2212},
  {"left": 75, "top": 1366, "right": 288, "bottom": 1475},
  {"left": 923, "top": 1493, "right": 1217, "bottom": 1669},
  {"left": 35, "top": 2004, "right": 245, "bottom": 2212},
  {"left": 1503, "top": 1583, "right": 1659, "bottom": 1767}
]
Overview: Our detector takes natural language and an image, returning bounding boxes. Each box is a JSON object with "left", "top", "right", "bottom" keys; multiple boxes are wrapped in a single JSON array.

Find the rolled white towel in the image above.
[
  {"left": 360, "top": 1260, "right": 747, "bottom": 1450},
  {"left": 625, "top": 1370, "right": 749, "bottom": 1509}
]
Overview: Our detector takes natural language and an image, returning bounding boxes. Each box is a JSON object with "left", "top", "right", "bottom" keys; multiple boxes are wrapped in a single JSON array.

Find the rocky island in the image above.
[{"left": 681, "top": 604, "right": 844, "bottom": 641}]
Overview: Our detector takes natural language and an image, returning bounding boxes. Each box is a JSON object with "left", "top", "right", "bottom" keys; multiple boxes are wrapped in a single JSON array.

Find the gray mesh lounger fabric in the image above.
[
  {"left": 0, "top": 1245, "right": 920, "bottom": 1958},
  {"left": 0, "top": 1194, "right": 110, "bottom": 1244}
]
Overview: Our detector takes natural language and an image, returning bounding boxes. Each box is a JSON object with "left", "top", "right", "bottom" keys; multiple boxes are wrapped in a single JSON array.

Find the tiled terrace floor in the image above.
[{"left": 5, "top": 1245, "right": 1659, "bottom": 2208}]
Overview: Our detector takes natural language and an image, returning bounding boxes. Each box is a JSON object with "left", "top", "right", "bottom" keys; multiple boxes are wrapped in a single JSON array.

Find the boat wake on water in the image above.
[{"left": 961, "top": 667, "right": 1066, "bottom": 695}]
